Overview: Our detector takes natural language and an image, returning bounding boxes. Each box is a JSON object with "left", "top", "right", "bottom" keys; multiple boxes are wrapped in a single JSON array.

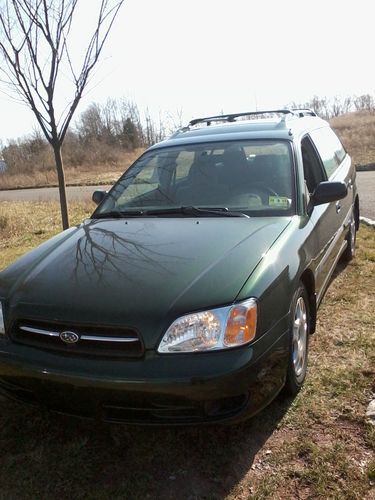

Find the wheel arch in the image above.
[
  {"left": 354, "top": 195, "right": 360, "bottom": 230},
  {"left": 299, "top": 269, "right": 316, "bottom": 334}
]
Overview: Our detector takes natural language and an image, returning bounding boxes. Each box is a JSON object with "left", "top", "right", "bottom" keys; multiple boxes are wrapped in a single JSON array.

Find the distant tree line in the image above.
[
  {"left": 0, "top": 99, "right": 166, "bottom": 174},
  {"left": 288, "top": 93, "right": 375, "bottom": 119},
  {"left": 2, "top": 93, "right": 375, "bottom": 175}
]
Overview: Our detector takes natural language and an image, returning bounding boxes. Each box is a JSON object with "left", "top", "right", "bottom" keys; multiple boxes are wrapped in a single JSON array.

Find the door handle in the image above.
[
  {"left": 347, "top": 179, "right": 353, "bottom": 190},
  {"left": 336, "top": 202, "right": 341, "bottom": 213}
]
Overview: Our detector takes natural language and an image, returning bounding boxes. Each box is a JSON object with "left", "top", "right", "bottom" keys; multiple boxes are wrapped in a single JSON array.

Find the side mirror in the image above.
[
  {"left": 92, "top": 190, "right": 107, "bottom": 205},
  {"left": 311, "top": 181, "right": 347, "bottom": 206}
]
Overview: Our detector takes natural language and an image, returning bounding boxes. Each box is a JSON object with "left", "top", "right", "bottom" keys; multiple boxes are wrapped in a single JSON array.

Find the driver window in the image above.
[{"left": 301, "top": 136, "right": 326, "bottom": 194}]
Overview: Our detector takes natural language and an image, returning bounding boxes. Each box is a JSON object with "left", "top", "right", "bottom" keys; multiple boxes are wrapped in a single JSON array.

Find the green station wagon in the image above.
[{"left": 0, "top": 110, "right": 359, "bottom": 424}]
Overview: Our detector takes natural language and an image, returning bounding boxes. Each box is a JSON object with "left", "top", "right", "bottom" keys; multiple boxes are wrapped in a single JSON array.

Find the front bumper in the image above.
[{"left": 0, "top": 328, "right": 289, "bottom": 425}]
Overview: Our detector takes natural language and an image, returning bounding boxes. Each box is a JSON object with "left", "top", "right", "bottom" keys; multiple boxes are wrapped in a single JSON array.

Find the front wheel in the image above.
[{"left": 284, "top": 285, "right": 310, "bottom": 396}]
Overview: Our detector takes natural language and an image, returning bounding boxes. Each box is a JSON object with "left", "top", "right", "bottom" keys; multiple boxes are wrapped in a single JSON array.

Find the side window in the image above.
[
  {"left": 309, "top": 127, "right": 346, "bottom": 178},
  {"left": 301, "top": 136, "right": 326, "bottom": 194}
]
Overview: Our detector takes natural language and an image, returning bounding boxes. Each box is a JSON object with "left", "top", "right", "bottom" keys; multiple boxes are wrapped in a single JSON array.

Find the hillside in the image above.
[{"left": 330, "top": 111, "right": 375, "bottom": 166}]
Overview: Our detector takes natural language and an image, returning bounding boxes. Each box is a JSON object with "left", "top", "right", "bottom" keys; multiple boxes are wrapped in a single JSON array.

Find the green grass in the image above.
[{"left": 0, "top": 202, "right": 374, "bottom": 499}]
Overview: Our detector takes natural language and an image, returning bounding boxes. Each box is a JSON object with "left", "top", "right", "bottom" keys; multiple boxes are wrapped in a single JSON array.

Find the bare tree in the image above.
[
  {"left": 77, "top": 98, "right": 145, "bottom": 148},
  {"left": 331, "top": 96, "right": 344, "bottom": 118},
  {"left": 78, "top": 102, "right": 104, "bottom": 143},
  {"left": 0, "top": 0, "right": 125, "bottom": 229},
  {"left": 342, "top": 96, "right": 352, "bottom": 114},
  {"left": 166, "top": 108, "right": 184, "bottom": 135},
  {"left": 353, "top": 94, "right": 375, "bottom": 113}
]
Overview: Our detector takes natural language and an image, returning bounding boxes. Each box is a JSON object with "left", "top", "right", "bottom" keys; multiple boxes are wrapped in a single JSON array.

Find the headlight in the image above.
[
  {"left": 158, "top": 298, "right": 257, "bottom": 353},
  {"left": 0, "top": 302, "right": 5, "bottom": 335}
]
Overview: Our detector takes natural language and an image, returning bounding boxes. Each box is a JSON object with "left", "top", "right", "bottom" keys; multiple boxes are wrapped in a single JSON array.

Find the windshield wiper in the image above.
[
  {"left": 93, "top": 206, "right": 249, "bottom": 219},
  {"left": 144, "top": 206, "right": 249, "bottom": 218},
  {"left": 92, "top": 210, "right": 145, "bottom": 219}
]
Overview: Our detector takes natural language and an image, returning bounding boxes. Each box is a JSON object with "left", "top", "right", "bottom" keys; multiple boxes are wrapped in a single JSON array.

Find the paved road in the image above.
[
  {"left": 356, "top": 171, "right": 375, "bottom": 220},
  {"left": 0, "top": 171, "right": 374, "bottom": 219},
  {"left": 0, "top": 185, "right": 111, "bottom": 203}
]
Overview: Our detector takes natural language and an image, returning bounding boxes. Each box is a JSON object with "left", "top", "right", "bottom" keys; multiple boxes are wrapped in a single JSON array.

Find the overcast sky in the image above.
[{"left": 0, "top": 0, "right": 374, "bottom": 142}]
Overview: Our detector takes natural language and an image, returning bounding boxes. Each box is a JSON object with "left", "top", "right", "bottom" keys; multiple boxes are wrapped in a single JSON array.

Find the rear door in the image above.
[
  {"left": 309, "top": 126, "right": 354, "bottom": 226},
  {"left": 301, "top": 132, "right": 346, "bottom": 302}
]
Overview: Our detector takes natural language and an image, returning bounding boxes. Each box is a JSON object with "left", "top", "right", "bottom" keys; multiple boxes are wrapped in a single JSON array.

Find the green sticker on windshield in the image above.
[{"left": 268, "top": 196, "right": 290, "bottom": 208}]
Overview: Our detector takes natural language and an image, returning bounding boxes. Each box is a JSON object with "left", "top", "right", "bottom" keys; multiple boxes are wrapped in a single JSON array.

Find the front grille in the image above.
[{"left": 11, "top": 319, "right": 144, "bottom": 358}]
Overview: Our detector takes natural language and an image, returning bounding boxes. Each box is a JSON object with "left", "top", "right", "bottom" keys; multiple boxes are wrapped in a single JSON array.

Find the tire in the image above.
[
  {"left": 284, "top": 284, "right": 310, "bottom": 396},
  {"left": 341, "top": 209, "right": 356, "bottom": 262}
]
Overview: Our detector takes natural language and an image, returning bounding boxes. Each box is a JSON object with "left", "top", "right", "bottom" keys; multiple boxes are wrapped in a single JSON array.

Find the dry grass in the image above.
[
  {"left": 0, "top": 202, "right": 374, "bottom": 499},
  {"left": 0, "top": 149, "right": 142, "bottom": 190},
  {"left": 0, "top": 201, "right": 92, "bottom": 269},
  {"left": 331, "top": 111, "right": 375, "bottom": 166},
  {"left": 245, "top": 227, "right": 375, "bottom": 499}
]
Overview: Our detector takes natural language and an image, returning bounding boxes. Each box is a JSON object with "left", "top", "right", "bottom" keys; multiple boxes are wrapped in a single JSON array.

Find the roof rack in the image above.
[
  {"left": 188, "top": 109, "right": 316, "bottom": 127},
  {"left": 290, "top": 108, "right": 317, "bottom": 118}
]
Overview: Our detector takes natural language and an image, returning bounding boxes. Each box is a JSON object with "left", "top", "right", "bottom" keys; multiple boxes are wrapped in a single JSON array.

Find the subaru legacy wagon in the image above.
[{"left": 0, "top": 110, "right": 359, "bottom": 424}]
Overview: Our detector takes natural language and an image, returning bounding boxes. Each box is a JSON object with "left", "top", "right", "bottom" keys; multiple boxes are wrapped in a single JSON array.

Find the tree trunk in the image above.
[{"left": 52, "top": 144, "right": 69, "bottom": 229}]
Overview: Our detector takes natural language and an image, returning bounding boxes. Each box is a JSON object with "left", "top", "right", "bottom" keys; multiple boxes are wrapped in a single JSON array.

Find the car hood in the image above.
[{"left": 1, "top": 217, "right": 291, "bottom": 348}]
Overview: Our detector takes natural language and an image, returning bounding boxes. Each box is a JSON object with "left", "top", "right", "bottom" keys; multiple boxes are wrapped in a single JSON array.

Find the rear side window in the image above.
[{"left": 309, "top": 127, "right": 346, "bottom": 178}]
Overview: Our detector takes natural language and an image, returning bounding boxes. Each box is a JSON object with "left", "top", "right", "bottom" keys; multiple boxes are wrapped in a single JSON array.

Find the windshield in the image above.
[{"left": 95, "top": 140, "right": 295, "bottom": 217}]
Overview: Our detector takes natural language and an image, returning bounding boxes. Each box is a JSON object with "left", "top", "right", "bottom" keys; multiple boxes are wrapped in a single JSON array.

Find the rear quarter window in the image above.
[{"left": 309, "top": 127, "right": 346, "bottom": 178}]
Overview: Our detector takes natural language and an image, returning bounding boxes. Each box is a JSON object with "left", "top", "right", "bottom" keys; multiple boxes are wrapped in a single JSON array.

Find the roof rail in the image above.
[
  {"left": 188, "top": 109, "right": 317, "bottom": 127},
  {"left": 290, "top": 108, "right": 317, "bottom": 118}
]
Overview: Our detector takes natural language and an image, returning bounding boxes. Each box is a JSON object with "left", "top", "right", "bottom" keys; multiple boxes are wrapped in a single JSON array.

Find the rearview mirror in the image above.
[
  {"left": 92, "top": 190, "right": 107, "bottom": 205},
  {"left": 311, "top": 181, "right": 347, "bottom": 206}
]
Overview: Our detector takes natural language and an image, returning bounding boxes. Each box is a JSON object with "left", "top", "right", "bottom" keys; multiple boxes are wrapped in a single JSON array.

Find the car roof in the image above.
[{"left": 148, "top": 109, "right": 330, "bottom": 150}]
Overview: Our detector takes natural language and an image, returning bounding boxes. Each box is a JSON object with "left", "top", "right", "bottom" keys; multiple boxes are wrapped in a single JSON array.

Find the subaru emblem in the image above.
[{"left": 60, "top": 330, "right": 80, "bottom": 344}]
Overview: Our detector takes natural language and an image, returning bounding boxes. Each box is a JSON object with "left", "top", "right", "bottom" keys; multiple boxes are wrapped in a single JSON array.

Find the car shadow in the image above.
[
  {"left": 332, "top": 258, "right": 351, "bottom": 279},
  {"left": 317, "top": 255, "right": 353, "bottom": 306},
  {"left": 0, "top": 392, "right": 294, "bottom": 498}
]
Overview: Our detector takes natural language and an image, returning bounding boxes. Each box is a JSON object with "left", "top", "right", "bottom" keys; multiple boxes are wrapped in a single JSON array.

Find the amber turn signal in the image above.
[{"left": 224, "top": 300, "right": 257, "bottom": 347}]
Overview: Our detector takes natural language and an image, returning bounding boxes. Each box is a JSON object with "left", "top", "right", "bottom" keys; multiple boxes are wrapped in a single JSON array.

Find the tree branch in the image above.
[{"left": 0, "top": 0, "right": 125, "bottom": 228}]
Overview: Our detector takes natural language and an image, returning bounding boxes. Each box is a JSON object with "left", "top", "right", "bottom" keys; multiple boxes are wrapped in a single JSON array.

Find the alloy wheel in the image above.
[{"left": 292, "top": 296, "right": 308, "bottom": 378}]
